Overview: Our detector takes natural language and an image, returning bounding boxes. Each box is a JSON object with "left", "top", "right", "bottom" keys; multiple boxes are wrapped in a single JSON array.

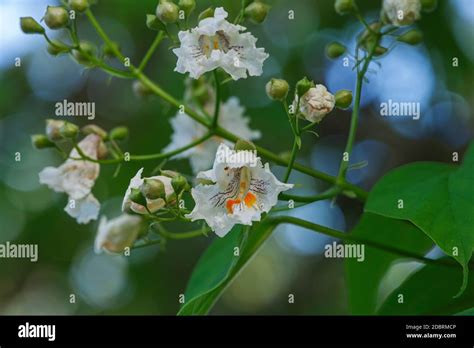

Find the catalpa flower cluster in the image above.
[{"left": 25, "top": 0, "right": 435, "bottom": 256}]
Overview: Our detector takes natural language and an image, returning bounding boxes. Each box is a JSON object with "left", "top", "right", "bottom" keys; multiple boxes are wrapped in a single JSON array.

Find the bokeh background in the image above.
[{"left": 0, "top": 0, "right": 473, "bottom": 315}]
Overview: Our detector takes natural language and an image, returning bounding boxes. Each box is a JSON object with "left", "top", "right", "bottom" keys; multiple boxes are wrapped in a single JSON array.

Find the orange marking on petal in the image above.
[
  {"left": 226, "top": 199, "right": 241, "bottom": 214},
  {"left": 244, "top": 192, "right": 257, "bottom": 208}
]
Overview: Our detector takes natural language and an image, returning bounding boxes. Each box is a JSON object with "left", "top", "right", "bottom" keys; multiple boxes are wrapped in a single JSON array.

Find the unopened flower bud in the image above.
[
  {"left": 244, "top": 1, "right": 270, "bottom": 24},
  {"left": 141, "top": 178, "right": 166, "bottom": 200},
  {"left": 179, "top": 0, "right": 196, "bottom": 17},
  {"left": 382, "top": 0, "right": 421, "bottom": 26},
  {"left": 234, "top": 139, "right": 256, "bottom": 152},
  {"left": 68, "top": 0, "right": 89, "bottom": 13},
  {"left": 335, "top": 90, "right": 353, "bottom": 109},
  {"left": 102, "top": 41, "right": 120, "bottom": 58},
  {"left": 373, "top": 45, "right": 388, "bottom": 56},
  {"left": 397, "top": 29, "right": 423, "bottom": 45},
  {"left": 72, "top": 41, "right": 96, "bottom": 66},
  {"left": 46, "top": 119, "right": 66, "bottom": 141},
  {"left": 44, "top": 6, "right": 69, "bottom": 29},
  {"left": 156, "top": 0, "right": 179, "bottom": 24},
  {"left": 95, "top": 215, "right": 143, "bottom": 254},
  {"left": 296, "top": 77, "right": 315, "bottom": 97},
  {"left": 146, "top": 14, "right": 166, "bottom": 31},
  {"left": 47, "top": 40, "right": 71, "bottom": 56},
  {"left": 132, "top": 80, "right": 153, "bottom": 97},
  {"left": 198, "top": 7, "right": 214, "bottom": 21},
  {"left": 60, "top": 121, "right": 79, "bottom": 138},
  {"left": 109, "top": 126, "right": 129, "bottom": 141},
  {"left": 97, "top": 141, "right": 108, "bottom": 159},
  {"left": 266, "top": 78, "right": 289, "bottom": 101},
  {"left": 420, "top": 0, "right": 437, "bottom": 12},
  {"left": 334, "top": 0, "right": 355, "bottom": 15},
  {"left": 325, "top": 42, "right": 346, "bottom": 59},
  {"left": 130, "top": 187, "right": 148, "bottom": 207},
  {"left": 171, "top": 175, "right": 189, "bottom": 194},
  {"left": 81, "top": 124, "right": 107, "bottom": 139},
  {"left": 20, "top": 17, "right": 45, "bottom": 34},
  {"left": 31, "top": 134, "right": 55, "bottom": 149}
]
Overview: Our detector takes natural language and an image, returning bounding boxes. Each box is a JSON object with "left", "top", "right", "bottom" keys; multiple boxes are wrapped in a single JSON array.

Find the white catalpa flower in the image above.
[
  {"left": 187, "top": 143, "right": 293, "bottom": 237},
  {"left": 94, "top": 214, "right": 144, "bottom": 254},
  {"left": 172, "top": 7, "right": 269, "bottom": 80},
  {"left": 382, "top": 0, "right": 421, "bottom": 26},
  {"left": 293, "top": 85, "right": 335, "bottom": 123},
  {"left": 39, "top": 134, "right": 101, "bottom": 224},
  {"left": 122, "top": 168, "right": 175, "bottom": 214},
  {"left": 163, "top": 97, "right": 261, "bottom": 173}
]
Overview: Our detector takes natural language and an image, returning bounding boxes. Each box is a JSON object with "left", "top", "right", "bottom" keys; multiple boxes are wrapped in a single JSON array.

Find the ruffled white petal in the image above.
[
  {"left": 173, "top": 7, "right": 269, "bottom": 80},
  {"left": 64, "top": 193, "right": 100, "bottom": 224},
  {"left": 187, "top": 143, "right": 293, "bottom": 237}
]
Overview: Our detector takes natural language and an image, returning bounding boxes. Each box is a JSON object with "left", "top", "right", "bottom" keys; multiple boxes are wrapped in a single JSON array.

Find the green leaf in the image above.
[
  {"left": 377, "top": 259, "right": 474, "bottom": 315},
  {"left": 178, "top": 219, "right": 277, "bottom": 315},
  {"left": 345, "top": 213, "right": 433, "bottom": 314},
  {"left": 455, "top": 307, "right": 474, "bottom": 315},
  {"left": 365, "top": 143, "right": 474, "bottom": 295},
  {"left": 177, "top": 226, "right": 244, "bottom": 315}
]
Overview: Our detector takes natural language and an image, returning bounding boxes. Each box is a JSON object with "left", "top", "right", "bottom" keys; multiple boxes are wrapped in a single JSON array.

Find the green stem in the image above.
[
  {"left": 279, "top": 187, "right": 341, "bottom": 203},
  {"left": 266, "top": 216, "right": 467, "bottom": 270},
  {"left": 211, "top": 70, "right": 221, "bottom": 129},
  {"left": 336, "top": 35, "right": 379, "bottom": 183},
  {"left": 138, "top": 31, "right": 165, "bottom": 72},
  {"left": 154, "top": 224, "right": 208, "bottom": 240},
  {"left": 283, "top": 137, "right": 298, "bottom": 183}
]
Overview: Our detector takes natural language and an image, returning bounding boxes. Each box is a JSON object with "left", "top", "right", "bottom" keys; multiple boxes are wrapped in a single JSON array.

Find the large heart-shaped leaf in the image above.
[
  {"left": 377, "top": 259, "right": 474, "bottom": 315},
  {"left": 345, "top": 213, "right": 433, "bottom": 314},
  {"left": 365, "top": 143, "right": 474, "bottom": 295},
  {"left": 178, "top": 219, "right": 278, "bottom": 315},
  {"left": 177, "top": 226, "right": 245, "bottom": 315}
]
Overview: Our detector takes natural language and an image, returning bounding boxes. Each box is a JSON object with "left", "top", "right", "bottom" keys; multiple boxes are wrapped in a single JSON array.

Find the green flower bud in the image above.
[
  {"left": 265, "top": 78, "right": 289, "bottom": 101},
  {"left": 146, "top": 14, "right": 166, "bottom": 31},
  {"left": 81, "top": 124, "right": 107, "bottom": 139},
  {"left": 130, "top": 187, "right": 148, "bottom": 207},
  {"left": 68, "top": 0, "right": 89, "bottom": 12},
  {"left": 373, "top": 45, "right": 388, "bottom": 56},
  {"left": 420, "top": 0, "right": 437, "bottom": 12},
  {"left": 334, "top": 0, "right": 355, "bottom": 15},
  {"left": 156, "top": 0, "right": 179, "bottom": 24},
  {"left": 197, "top": 178, "right": 214, "bottom": 185},
  {"left": 296, "top": 77, "right": 314, "bottom": 97},
  {"left": 198, "top": 7, "right": 214, "bottom": 21},
  {"left": 132, "top": 80, "right": 153, "bottom": 98},
  {"left": 47, "top": 40, "right": 70, "bottom": 56},
  {"left": 141, "top": 178, "right": 166, "bottom": 200},
  {"left": 109, "top": 126, "right": 129, "bottom": 141},
  {"left": 244, "top": 1, "right": 270, "bottom": 24},
  {"left": 102, "top": 41, "right": 120, "bottom": 58},
  {"left": 171, "top": 175, "right": 189, "bottom": 194},
  {"left": 325, "top": 42, "right": 346, "bottom": 59},
  {"left": 335, "top": 90, "right": 353, "bottom": 109},
  {"left": 72, "top": 41, "right": 96, "bottom": 66},
  {"left": 179, "top": 0, "right": 196, "bottom": 17},
  {"left": 397, "top": 29, "right": 423, "bottom": 45},
  {"left": 46, "top": 119, "right": 66, "bottom": 141},
  {"left": 31, "top": 134, "right": 55, "bottom": 149},
  {"left": 44, "top": 6, "right": 69, "bottom": 29},
  {"left": 234, "top": 139, "right": 256, "bottom": 152},
  {"left": 59, "top": 121, "right": 79, "bottom": 138},
  {"left": 20, "top": 17, "right": 45, "bottom": 34}
]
